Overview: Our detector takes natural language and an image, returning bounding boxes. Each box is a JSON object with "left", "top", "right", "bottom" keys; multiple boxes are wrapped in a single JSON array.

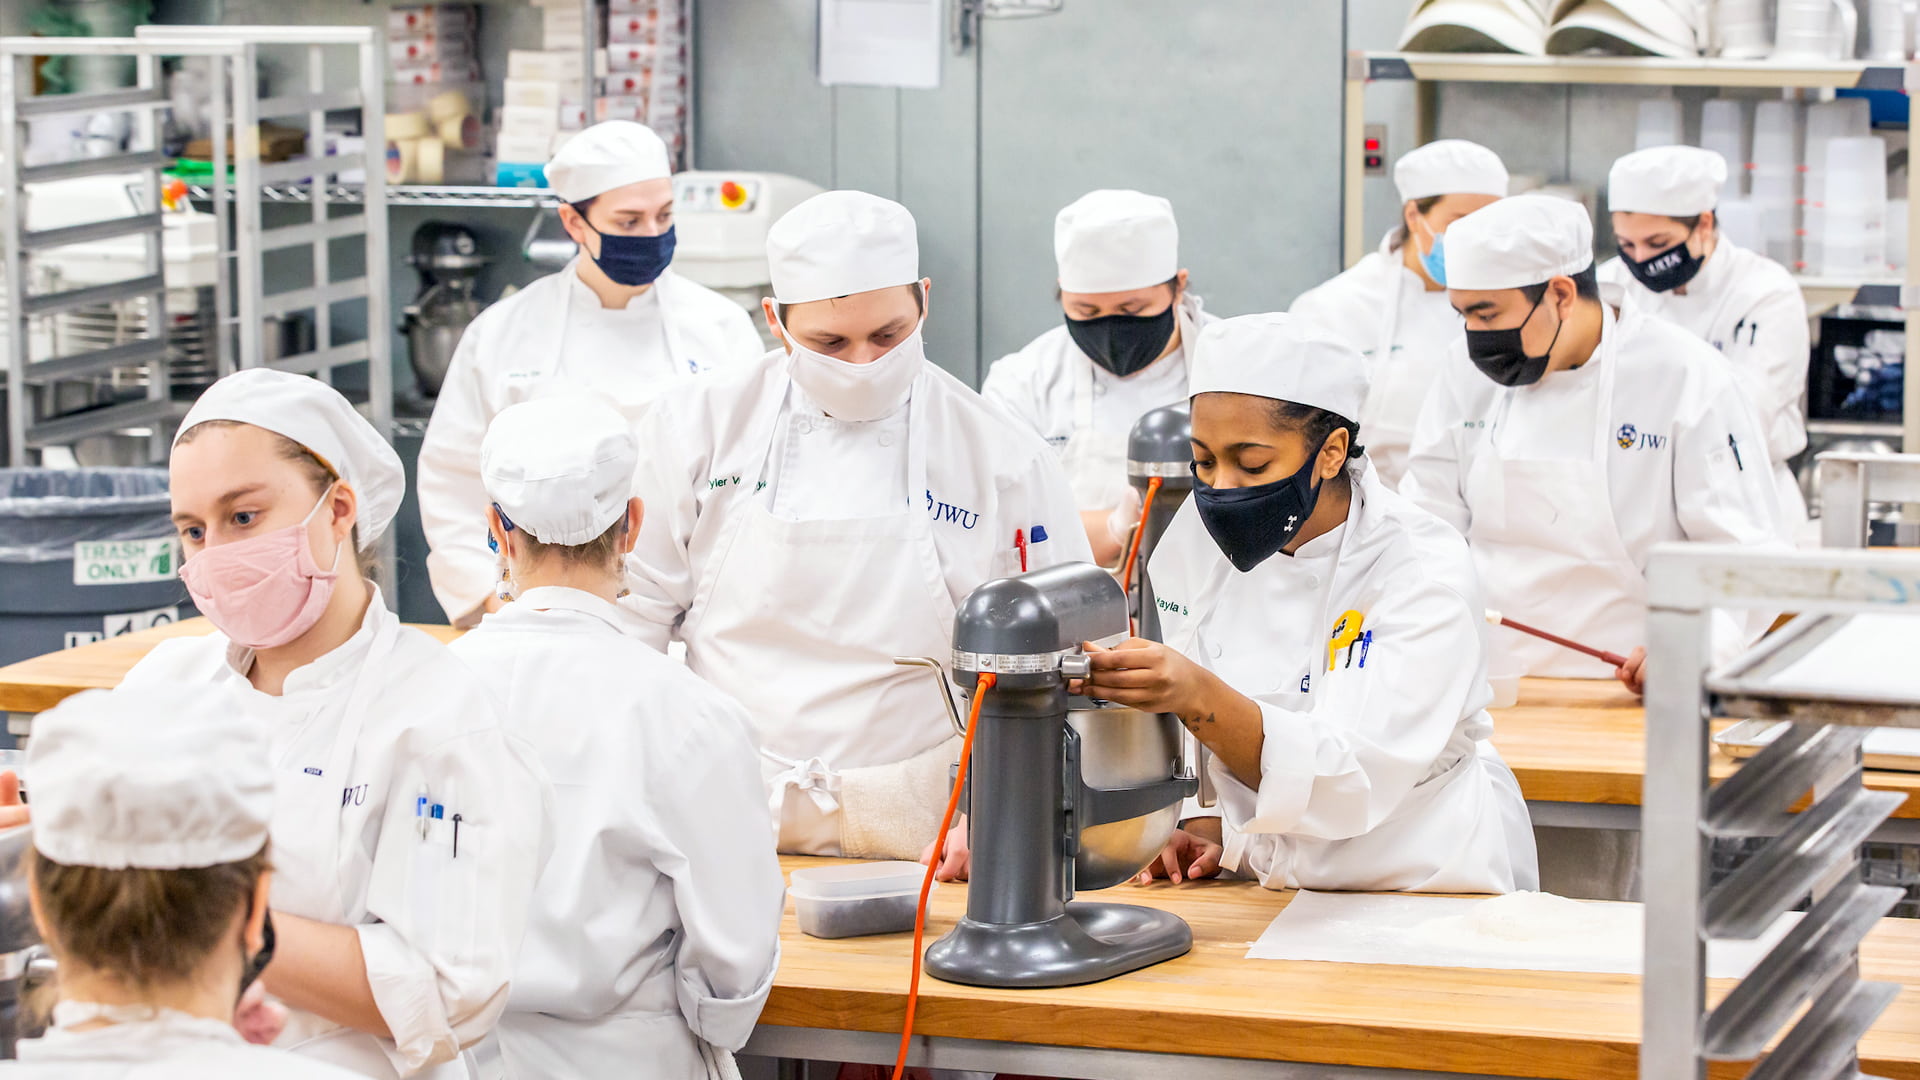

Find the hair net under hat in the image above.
[
  {"left": 177, "top": 369, "right": 405, "bottom": 549},
  {"left": 1607, "top": 145, "right": 1727, "bottom": 218},
  {"left": 1188, "top": 313, "right": 1369, "bottom": 422},
  {"left": 481, "top": 396, "right": 638, "bottom": 546},
  {"left": 1393, "top": 139, "right": 1511, "bottom": 203},
  {"left": 543, "top": 120, "right": 673, "bottom": 204},
  {"left": 1443, "top": 193, "right": 1595, "bottom": 291},
  {"left": 767, "top": 190, "right": 920, "bottom": 305},
  {"left": 29, "top": 682, "right": 272, "bottom": 870},
  {"left": 1054, "top": 189, "right": 1179, "bottom": 294}
]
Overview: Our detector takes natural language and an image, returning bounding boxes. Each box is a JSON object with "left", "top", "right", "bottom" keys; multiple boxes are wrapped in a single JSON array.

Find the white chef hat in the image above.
[
  {"left": 1188, "top": 313, "right": 1369, "bottom": 422},
  {"left": 1443, "top": 193, "right": 1594, "bottom": 291},
  {"left": 1393, "top": 139, "right": 1511, "bottom": 203},
  {"left": 177, "top": 369, "right": 405, "bottom": 548},
  {"left": 481, "top": 396, "right": 637, "bottom": 546},
  {"left": 1607, "top": 145, "right": 1728, "bottom": 217},
  {"left": 767, "top": 190, "right": 920, "bottom": 305},
  {"left": 1054, "top": 189, "right": 1179, "bottom": 294},
  {"left": 543, "top": 120, "right": 673, "bottom": 204},
  {"left": 29, "top": 682, "right": 272, "bottom": 870}
]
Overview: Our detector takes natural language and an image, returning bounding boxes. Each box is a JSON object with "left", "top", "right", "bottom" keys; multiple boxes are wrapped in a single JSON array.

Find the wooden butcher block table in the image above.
[{"left": 750, "top": 856, "right": 1920, "bottom": 1080}]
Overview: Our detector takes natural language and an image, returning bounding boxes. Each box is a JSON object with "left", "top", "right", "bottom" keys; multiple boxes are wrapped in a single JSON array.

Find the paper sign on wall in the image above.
[
  {"left": 819, "top": 0, "right": 941, "bottom": 90},
  {"left": 72, "top": 537, "right": 178, "bottom": 586}
]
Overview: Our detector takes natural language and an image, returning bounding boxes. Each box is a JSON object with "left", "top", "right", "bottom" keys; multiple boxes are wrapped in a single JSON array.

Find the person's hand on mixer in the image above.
[
  {"left": 1077, "top": 639, "right": 1266, "bottom": 790},
  {"left": 1615, "top": 646, "right": 1648, "bottom": 697},
  {"left": 1076, "top": 638, "right": 1211, "bottom": 716},
  {"left": 1134, "top": 816, "right": 1223, "bottom": 885}
]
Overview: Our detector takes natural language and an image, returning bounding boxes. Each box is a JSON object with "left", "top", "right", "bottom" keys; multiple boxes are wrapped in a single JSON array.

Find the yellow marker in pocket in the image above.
[{"left": 1328, "top": 610, "right": 1364, "bottom": 672}]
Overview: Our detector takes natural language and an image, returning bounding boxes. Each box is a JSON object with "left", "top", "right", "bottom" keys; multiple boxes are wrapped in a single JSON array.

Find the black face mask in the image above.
[
  {"left": 1065, "top": 304, "right": 1177, "bottom": 378},
  {"left": 1192, "top": 439, "right": 1330, "bottom": 573},
  {"left": 1464, "top": 290, "right": 1562, "bottom": 388},
  {"left": 1617, "top": 232, "right": 1703, "bottom": 293},
  {"left": 237, "top": 909, "right": 276, "bottom": 1004}
]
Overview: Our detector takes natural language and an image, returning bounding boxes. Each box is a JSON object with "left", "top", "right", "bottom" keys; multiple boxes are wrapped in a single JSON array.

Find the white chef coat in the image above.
[
  {"left": 766, "top": 384, "right": 911, "bottom": 521},
  {"left": 448, "top": 587, "right": 784, "bottom": 1080},
  {"left": 116, "top": 588, "right": 551, "bottom": 1079},
  {"left": 981, "top": 293, "right": 1215, "bottom": 512},
  {"left": 624, "top": 349, "right": 1091, "bottom": 856},
  {"left": 419, "top": 261, "right": 764, "bottom": 624},
  {"left": 1402, "top": 306, "right": 1781, "bottom": 678},
  {"left": 1289, "top": 237, "right": 1463, "bottom": 489},
  {"left": 1149, "top": 460, "right": 1538, "bottom": 893},
  {"left": 9, "top": 1008, "right": 367, "bottom": 1079},
  {"left": 1599, "top": 238, "right": 1810, "bottom": 527}
]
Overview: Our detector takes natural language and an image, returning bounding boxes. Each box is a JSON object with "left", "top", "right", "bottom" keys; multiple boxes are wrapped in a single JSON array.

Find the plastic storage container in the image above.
[
  {"left": 789, "top": 861, "right": 930, "bottom": 939},
  {"left": 0, "top": 468, "right": 194, "bottom": 667}
]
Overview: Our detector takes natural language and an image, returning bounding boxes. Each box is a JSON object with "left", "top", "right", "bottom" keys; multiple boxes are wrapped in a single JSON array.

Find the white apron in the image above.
[
  {"left": 1060, "top": 350, "right": 1131, "bottom": 510},
  {"left": 1463, "top": 332, "right": 1642, "bottom": 680},
  {"left": 1360, "top": 263, "right": 1422, "bottom": 479},
  {"left": 679, "top": 381, "right": 957, "bottom": 854},
  {"left": 539, "top": 273, "right": 712, "bottom": 425}
]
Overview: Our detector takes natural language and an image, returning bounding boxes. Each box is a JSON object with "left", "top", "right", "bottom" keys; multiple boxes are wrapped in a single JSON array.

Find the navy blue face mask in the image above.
[
  {"left": 575, "top": 205, "right": 675, "bottom": 287},
  {"left": 1192, "top": 438, "right": 1330, "bottom": 573}
]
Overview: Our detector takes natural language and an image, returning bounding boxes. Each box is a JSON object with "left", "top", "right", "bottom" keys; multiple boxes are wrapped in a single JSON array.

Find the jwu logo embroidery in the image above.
[
  {"left": 925, "top": 490, "right": 979, "bottom": 529},
  {"left": 1616, "top": 424, "right": 1667, "bottom": 452}
]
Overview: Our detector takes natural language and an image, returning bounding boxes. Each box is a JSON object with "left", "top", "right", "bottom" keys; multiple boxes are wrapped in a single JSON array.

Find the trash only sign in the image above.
[{"left": 72, "top": 537, "right": 178, "bottom": 586}]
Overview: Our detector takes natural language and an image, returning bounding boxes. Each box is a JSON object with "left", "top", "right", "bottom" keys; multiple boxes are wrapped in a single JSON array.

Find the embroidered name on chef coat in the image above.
[
  {"left": 925, "top": 489, "right": 979, "bottom": 530},
  {"left": 1615, "top": 423, "right": 1668, "bottom": 452}
]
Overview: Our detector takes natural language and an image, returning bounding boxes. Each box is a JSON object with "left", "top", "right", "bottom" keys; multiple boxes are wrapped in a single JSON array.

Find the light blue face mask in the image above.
[{"left": 1416, "top": 226, "right": 1448, "bottom": 286}]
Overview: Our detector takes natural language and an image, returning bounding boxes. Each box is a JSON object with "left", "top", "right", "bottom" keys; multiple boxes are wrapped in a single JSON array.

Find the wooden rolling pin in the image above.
[{"left": 1486, "top": 610, "right": 1630, "bottom": 668}]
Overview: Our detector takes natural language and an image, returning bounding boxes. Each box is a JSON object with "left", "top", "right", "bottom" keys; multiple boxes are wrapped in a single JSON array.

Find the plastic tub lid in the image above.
[{"left": 789, "top": 861, "right": 927, "bottom": 901}]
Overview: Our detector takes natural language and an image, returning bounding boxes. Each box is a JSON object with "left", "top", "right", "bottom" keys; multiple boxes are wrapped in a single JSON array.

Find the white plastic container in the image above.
[
  {"left": 1714, "top": 199, "right": 1765, "bottom": 253},
  {"left": 1819, "top": 135, "right": 1890, "bottom": 276},
  {"left": 1717, "top": 0, "right": 1773, "bottom": 57},
  {"left": 1750, "top": 100, "right": 1804, "bottom": 267},
  {"left": 1635, "top": 99, "right": 1683, "bottom": 151},
  {"left": 1699, "top": 99, "right": 1748, "bottom": 199},
  {"left": 789, "top": 861, "right": 930, "bottom": 940}
]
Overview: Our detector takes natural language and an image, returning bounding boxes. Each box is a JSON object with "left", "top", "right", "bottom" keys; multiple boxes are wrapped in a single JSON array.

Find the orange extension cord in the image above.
[
  {"left": 891, "top": 671, "right": 996, "bottom": 1080},
  {"left": 1119, "top": 477, "right": 1161, "bottom": 594}
]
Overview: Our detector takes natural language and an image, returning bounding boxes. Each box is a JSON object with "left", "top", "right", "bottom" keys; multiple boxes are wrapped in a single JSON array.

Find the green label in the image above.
[{"left": 72, "top": 537, "right": 177, "bottom": 586}]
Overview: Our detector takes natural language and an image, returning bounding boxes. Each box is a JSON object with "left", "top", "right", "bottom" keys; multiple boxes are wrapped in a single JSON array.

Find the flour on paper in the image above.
[{"left": 1246, "top": 890, "right": 1796, "bottom": 977}]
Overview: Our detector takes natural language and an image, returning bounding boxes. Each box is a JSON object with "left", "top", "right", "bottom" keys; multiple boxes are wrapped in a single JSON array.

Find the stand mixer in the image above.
[
  {"left": 1125, "top": 402, "right": 1196, "bottom": 642},
  {"left": 401, "top": 222, "right": 489, "bottom": 398},
  {"left": 0, "top": 827, "right": 48, "bottom": 1058},
  {"left": 917, "top": 562, "right": 1197, "bottom": 988},
  {"left": 1125, "top": 402, "right": 1216, "bottom": 808}
]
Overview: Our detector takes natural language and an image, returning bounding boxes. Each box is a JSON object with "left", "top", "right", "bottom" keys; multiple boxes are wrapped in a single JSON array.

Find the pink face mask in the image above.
[{"left": 180, "top": 487, "right": 344, "bottom": 650}]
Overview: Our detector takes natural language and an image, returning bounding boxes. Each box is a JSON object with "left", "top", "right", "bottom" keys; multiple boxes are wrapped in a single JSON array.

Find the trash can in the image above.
[{"left": 0, "top": 469, "right": 195, "bottom": 668}]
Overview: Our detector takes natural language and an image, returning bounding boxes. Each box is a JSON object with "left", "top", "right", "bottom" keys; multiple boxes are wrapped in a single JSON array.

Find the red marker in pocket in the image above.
[{"left": 1015, "top": 528, "right": 1028, "bottom": 573}]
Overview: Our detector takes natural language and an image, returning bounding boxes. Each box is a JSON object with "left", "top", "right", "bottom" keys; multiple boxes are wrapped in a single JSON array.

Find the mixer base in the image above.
[{"left": 924, "top": 901, "right": 1192, "bottom": 988}]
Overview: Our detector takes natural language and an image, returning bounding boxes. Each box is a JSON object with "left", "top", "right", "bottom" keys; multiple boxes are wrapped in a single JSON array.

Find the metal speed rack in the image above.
[
  {"left": 2, "top": 27, "right": 390, "bottom": 468},
  {"left": 1819, "top": 451, "right": 1920, "bottom": 550},
  {"left": 1643, "top": 542, "right": 1920, "bottom": 1080}
]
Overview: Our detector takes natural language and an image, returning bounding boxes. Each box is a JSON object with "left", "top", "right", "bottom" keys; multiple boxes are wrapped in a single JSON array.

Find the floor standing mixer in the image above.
[{"left": 921, "top": 562, "right": 1197, "bottom": 988}]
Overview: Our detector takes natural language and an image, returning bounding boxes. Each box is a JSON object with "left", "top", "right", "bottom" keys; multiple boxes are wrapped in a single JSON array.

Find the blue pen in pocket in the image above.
[{"left": 1358, "top": 630, "right": 1373, "bottom": 669}]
